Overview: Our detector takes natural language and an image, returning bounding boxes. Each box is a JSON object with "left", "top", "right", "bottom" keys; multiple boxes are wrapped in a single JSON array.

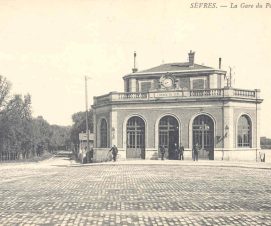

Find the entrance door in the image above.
[
  {"left": 126, "top": 116, "right": 145, "bottom": 159},
  {"left": 159, "top": 116, "right": 179, "bottom": 159},
  {"left": 192, "top": 115, "right": 214, "bottom": 160}
]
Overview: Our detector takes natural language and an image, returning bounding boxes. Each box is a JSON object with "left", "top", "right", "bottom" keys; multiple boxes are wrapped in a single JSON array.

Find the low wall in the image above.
[
  {"left": 93, "top": 148, "right": 111, "bottom": 163},
  {"left": 214, "top": 149, "right": 271, "bottom": 162},
  {"left": 93, "top": 148, "right": 126, "bottom": 162},
  {"left": 92, "top": 148, "right": 271, "bottom": 163},
  {"left": 214, "top": 149, "right": 257, "bottom": 161}
]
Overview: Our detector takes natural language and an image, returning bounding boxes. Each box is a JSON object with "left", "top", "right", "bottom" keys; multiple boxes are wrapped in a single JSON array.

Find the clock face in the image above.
[{"left": 163, "top": 78, "right": 173, "bottom": 88}]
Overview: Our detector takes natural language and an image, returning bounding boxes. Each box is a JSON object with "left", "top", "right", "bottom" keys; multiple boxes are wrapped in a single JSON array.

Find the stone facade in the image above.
[{"left": 92, "top": 52, "right": 263, "bottom": 162}]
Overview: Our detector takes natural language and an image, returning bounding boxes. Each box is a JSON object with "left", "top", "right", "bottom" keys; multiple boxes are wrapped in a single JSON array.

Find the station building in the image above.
[{"left": 92, "top": 51, "right": 263, "bottom": 161}]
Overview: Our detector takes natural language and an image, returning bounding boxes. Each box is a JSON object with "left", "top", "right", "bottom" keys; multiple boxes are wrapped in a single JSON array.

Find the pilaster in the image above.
[
  {"left": 110, "top": 111, "right": 118, "bottom": 147},
  {"left": 130, "top": 78, "right": 137, "bottom": 92},
  {"left": 256, "top": 105, "right": 261, "bottom": 149},
  {"left": 93, "top": 109, "right": 97, "bottom": 148},
  {"left": 223, "top": 104, "right": 234, "bottom": 149},
  {"left": 209, "top": 74, "right": 218, "bottom": 89}
]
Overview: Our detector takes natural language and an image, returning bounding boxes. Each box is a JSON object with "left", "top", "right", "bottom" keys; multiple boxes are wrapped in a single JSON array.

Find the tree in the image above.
[
  {"left": 70, "top": 110, "right": 93, "bottom": 151},
  {"left": 0, "top": 94, "right": 32, "bottom": 159},
  {"left": 0, "top": 75, "right": 11, "bottom": 111},
  {"left": 0, "top": 74, "right": 72, "bottom": 161},
  {"left": 49, "top": 125, "right": 71, "bottom": 151},
  {"left": 31, "top": 116, "right": 51, "bottom": 156}
]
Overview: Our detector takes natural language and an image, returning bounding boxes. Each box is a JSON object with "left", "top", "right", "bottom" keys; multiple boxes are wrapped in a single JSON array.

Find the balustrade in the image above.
[
  {"left": 94, "top": 88, "right": 259, "bottom": 105},
  {"left": 234, "top": 89, "right": 256, "bottom": 97}
]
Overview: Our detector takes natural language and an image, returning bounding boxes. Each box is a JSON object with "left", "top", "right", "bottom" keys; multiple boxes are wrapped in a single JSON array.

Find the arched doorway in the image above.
[
  {"left": 126, "top": 116, "right": 145, "bottom": 159},
  {"left": 192, "top": 114, "right": 214, "bottom": 160},
  {"left": 159, "top": 115, "right": 179, "bottom": 159}
]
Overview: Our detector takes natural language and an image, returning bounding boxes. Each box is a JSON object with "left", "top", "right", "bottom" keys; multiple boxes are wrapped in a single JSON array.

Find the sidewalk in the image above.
[{"left": 75, "top": 159, "right": 271, "bottom": 170}]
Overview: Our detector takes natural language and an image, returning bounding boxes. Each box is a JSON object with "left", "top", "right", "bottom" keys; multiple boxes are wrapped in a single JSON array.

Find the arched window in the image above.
[
  {"left": 237, "top": 115, "right": 251, "bottom": 147},
  {"left": 100, "top": 119, "right": 107, "bottom": 148},
  {"left": 192, "top": 114, "right": 214, "bottom": 160},
  {"left": 158, "top": 115, "right": 179, "bottom": 159},
  {"left": 126, "top": 116, "right": 145, "bottom": 159},
  {"left": 127, "top": 117, "right": 145, "bottom": 149},
  {"left": 159, "top": 116, "right": 179, "bottom": 148}
]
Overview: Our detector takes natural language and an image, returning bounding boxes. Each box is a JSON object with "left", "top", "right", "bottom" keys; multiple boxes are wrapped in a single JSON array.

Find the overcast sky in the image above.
[{"left": 0, "top": 0, "right": 270, "bottom": 136}]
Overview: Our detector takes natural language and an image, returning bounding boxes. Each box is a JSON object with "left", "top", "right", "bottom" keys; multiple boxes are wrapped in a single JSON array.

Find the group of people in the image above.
[
  {"left": 107, "top": 143, "right": 200, "bottom": 162},
  {"left": 160, "top": 143, "right": 201, "bottom": 161},
  {"left": 83, "top": 147, "right": 93, "bottom": 163},
  {"left": 160, "top": 143, "right": 185, "bottom": 160}
]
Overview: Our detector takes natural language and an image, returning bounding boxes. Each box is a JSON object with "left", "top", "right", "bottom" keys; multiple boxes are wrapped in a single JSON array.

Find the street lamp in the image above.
[{"left": 84, "top": 76, "right": 91, "bottom": 164}]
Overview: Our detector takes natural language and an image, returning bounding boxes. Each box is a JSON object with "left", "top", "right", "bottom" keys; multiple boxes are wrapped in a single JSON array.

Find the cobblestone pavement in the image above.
[{"left": 0, "top": 158, "right": 271, "bottom": 225}]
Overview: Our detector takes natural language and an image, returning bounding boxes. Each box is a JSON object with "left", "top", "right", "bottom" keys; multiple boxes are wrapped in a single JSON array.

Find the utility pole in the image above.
[{"left": 84, "top": 76, "right": 91, "bottom": 163}]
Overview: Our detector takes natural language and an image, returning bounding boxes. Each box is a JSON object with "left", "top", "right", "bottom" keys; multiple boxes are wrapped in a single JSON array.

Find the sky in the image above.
[{"left": 0, "top": 0, "right": 271, "bottom": 136}]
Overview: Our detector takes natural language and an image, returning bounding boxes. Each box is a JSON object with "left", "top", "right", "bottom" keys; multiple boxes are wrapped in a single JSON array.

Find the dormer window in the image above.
[
  {"left": 190, "top": 77, "right": 208, "bottom": 90},
  {"left": 139, "top": 81, "right": 152, "bottom": 92}
]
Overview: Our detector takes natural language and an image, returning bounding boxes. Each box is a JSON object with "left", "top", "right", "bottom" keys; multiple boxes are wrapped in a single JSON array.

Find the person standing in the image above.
[
  {"left": 88, "top": 147, "right": 94, "bottom": 163},
  {"left": 109, "top": 145, "right": 118, "bottom": 162},
  {"left": 173, "top": 143, "right": 179, "bottom": 160},
  {"left": 179, "top": 143, "right": 184, "bottom": 160},
  {"left": 193, "top": 143, "right": 199, "bottom": 161},
  {"left": 160, "top": 145, "right": 166, "bottom": 160}
]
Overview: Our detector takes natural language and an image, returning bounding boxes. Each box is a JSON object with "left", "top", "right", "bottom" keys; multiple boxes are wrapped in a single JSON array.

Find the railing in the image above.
[
  {"left": 94, "top": 88, "right": 260, "bottom": 105},
  {"left": 234, "top": 89, "right": 256, "bottom": 97},
  {"left": 117, "top": 92, "right": 148, "bottom": 100},
  {"left": 190, "top": 89, "right": 223, "bottom": 97}
]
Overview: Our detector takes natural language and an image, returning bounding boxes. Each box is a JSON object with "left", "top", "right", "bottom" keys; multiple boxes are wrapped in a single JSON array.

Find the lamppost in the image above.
[{"left": 84, "top": 76, "right": 91, "bottom": 163}]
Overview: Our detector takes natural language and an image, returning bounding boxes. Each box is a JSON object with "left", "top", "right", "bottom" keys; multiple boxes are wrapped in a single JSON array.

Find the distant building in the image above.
[{"left": 92, "top": 51, "right": 263, "bottom": 161}]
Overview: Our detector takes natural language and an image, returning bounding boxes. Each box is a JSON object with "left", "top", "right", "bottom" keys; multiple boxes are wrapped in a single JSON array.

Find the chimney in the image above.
[
  {"left": 132, "top": 51, "right": 138, "bottom": 73},
  {"left": 188, "top": 50, "right": 195, "bottom": 66},
  {"left": 219, "top": 57, "right": 222, "bottom": 69}
]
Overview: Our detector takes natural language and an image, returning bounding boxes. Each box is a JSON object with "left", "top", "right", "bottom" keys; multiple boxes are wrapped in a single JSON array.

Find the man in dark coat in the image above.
[
  {"left": 109, "top": 145, "right": 118, "bottom": 162},
  {"left": 173, "top": 143, "right": 180, "bottom": 160},
  {"left": 193, "top": 143, "right": 200, "bottom": 161},
  {"left": 160, "top": 145, "right": 166, "bottom": 160},
  {"left": 86, "top": 147, "right": 94, "bottom": 163}
]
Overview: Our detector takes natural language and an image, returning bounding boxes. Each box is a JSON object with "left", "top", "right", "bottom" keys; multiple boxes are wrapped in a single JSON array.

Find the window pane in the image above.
[
  {"left": 192, "top": 115, "right": 214, "bottom": 149},
  {"left": 192, "top": 79, "right": 205, "bottom": 89},
  {"left": 158, "top": 116, "right": 179, "bottom": 149},
  {"left": 140, "top": 82, "right": 152, "bottom": 92},
  {"left": 127, "top": 117, "right": 145, "bottom": 149},
  {"left": 100, "top": 119, "right": 107, "bottom": 148},
  {"left": 237, "top": 115, "right": 251, "bottom": 147}
]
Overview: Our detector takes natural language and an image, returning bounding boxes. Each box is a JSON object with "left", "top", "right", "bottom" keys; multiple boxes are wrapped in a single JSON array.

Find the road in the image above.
[{"left": 0, "top": 157, "right": 271, "bottom": 225}]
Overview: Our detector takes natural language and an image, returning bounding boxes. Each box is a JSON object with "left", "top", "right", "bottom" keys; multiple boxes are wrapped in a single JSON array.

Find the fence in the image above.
[
  {"left": 0, "top": 152, "right": 20, "bottom": 162},
  {"left": 0, "top": 150, "right": 53, "bottom": 162}
]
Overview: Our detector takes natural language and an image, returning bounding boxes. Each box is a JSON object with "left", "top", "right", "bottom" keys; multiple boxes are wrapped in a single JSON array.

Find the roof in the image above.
[
  {"left": 138, "top": 63, "right": 214, "bottom": 73},
  {"left": 124, "top": 62, "right": 226, "bottom": 79}
]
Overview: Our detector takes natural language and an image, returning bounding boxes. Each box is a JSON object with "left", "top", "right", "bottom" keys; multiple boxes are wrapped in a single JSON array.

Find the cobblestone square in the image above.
[{"left": 0, "top": 158, "right": 271, "bottom": 225}]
